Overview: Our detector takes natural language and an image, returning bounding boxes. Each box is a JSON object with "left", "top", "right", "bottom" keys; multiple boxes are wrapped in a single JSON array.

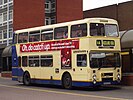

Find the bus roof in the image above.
[{"left": 15, "top": 18, "right": 118, "bottom": 34}]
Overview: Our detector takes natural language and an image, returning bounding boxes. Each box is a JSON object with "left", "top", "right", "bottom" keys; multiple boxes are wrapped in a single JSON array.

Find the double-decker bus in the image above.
[{"left": 12, "top": 18, "right": 121, "bottom": 89}]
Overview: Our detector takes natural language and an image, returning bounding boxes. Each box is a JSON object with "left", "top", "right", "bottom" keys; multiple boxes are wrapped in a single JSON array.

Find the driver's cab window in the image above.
[{"left": 77, "top": 54, "right": 87, "bottom": 67}]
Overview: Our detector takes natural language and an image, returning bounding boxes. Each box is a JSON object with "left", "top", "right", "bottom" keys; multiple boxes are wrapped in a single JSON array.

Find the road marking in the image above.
[{"left": 0, "top": 84, "right": 129, "bottom": 100}]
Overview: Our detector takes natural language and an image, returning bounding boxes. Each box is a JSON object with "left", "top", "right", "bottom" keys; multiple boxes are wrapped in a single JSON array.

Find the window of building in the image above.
[
  {"left": 3, "top": 40, "right": 7, "bottom": 44},
  {"left": 45, "top": 17, "right": 51, "bottom": 25},
  {"left": 9, "top": 0, "right": 13, "bottom": 2},
  {"left": 4, "top": 0, "right": 7, "bottom": 4},
  {"left": 22, "top": 56, "right": 27, "bottom": 67},
  {"left": 41, "top": 29, "right": 53, "bottom": 41},
  {"left": 71, "top": 23, "right": 87, "bottom": 38},
  {"left": 0, "top": 30, "right": 2, "bottom": 39},
  {"left": 0, "top": 0, "right": 3, "bottom": 5},
  {"left": 9, "top": 39, "right": 12, "bottom": 44},
  {"left": 9, "top": 10, "right": 13, "bottom": 20},
  {"left": 51, "top": 16, "right": 56, "bottom": 24},
  {"left": 0, "top": 13, "right": 2, "bottom": 23},
  {"left": 45, "top": 1, "right": 51, "bottom": 13},
  {"left": 77, "top": 54, "right": 87, "bottom": 67},
  {"left": 9, "top": 28, "right": 13, "bottom": 38},
  {"left": 29, "top": 31, "right": 40, "bottom": 42},
  {"left": 51, "top": 1, "right": 55, "bottom": 12},
  {"left": 41, "top": 55, "right": 53, "bottom": 67},
  {"left": 18, "top": 32, "right": 28, "bottom": 43},
  {"left": 3, "top": 29, "right": 7, "bottom": 39},
  {"left": 3, "top": 12, "right": 7, "bottom": 21},
  {"left": 54, "top": 26, "right": 68, "bottom": 39},
  {"left": 90, "top": 23, "right": 104, "bottom": 36},
  {"left": 29, "top": 56, "right": 39, "bottom": 67}
]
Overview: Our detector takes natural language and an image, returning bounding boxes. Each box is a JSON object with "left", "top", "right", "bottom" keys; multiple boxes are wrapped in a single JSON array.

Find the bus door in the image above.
[{"left": 72, "top": 53, "right": 88, "bottom": 81}]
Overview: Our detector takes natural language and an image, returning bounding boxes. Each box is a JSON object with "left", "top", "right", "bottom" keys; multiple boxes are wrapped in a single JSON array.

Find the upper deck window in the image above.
[
  {"left": 18, "top": 32, "right": 28, "bottom": 43},
  {"left": 41, "top": 29, "right": 53, "bottom": 41},
  {"left": 105, "top": 24, "right": 118, "bottom": 37},
  {"left": 29, "top": 31, "right": 40, "bottom": 42},
  {"left": 13, "top": 34, "right": 17, "bottom": 44},
  {"left": 71, "top": 23, "right": 87, "bottom": 38},
  {"left": 54, "top": 26, "right": 68, "bottom": 39},
  {"left": 90, "top": 23, "right": 104, "bottom": 36}
]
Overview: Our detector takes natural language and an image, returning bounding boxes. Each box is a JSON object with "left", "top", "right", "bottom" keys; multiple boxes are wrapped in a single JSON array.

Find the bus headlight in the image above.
[
  {"left": 117, "top": 74, "right": 121, "bottom": 82},
  {"left": 117, "top": 74, "right": 120, "bottom": 79},
  {"left": 93, "top": 75, "right": 97, "bottom": 84},
  {"left": 93, "top": 75, "right": 97, "bottom": 80}
]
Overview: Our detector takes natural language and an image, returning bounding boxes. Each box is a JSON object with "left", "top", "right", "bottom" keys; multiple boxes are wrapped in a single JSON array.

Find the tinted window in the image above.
[
  {"left": 18, "top": 57, "right": 21, "bottom": 67},
  {"left": 90, "top": 23, "right": 104, "bottom": 36},
  {"left": 22, "top": 56, "right": 27, "bottom": 67},
  {"left": 90, "top": 52, "right": 120, "bottom": 68},
  {"left": 105, "top": 24, "right": 118, "bottom": 37},
  {"left": 18, "top": 32, "right": 28, "bottom": 43},
  {"left": 29, "top": 56, "right": 39, "bottom": 67},
  {"left": 41, "top": 29, "right": 53, "bottom": 41},
  {"left": 71, "top": 23, "right": 87, "bottom": 38},
  {"left": 77, "top": 54, "right": 87, "bottom": 67},
  {"left": 29, "top": 31, "right": 40, "bottom": 42},
  {"left": 54, "top": 26, "right": 68, "bottom": 39},
  {"left": 41, "top": 55, "right": 53, "bottom": 67},
  {"left": 13, "top": 34, "right": 17, "bottom": 44}
]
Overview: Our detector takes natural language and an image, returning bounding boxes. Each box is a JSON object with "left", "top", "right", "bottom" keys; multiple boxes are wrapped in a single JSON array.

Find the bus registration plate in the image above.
[{"left": 103, "top": 82, "right": 111, "bottom": 85}]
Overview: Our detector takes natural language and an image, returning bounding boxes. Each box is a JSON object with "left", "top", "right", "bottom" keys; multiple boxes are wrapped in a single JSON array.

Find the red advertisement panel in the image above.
[{"left": 20, "top": 39, "right": 79, "bottom": 52}]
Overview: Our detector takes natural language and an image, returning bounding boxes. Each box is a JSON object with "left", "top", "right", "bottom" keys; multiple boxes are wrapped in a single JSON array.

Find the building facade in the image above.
[
  {"left": 0, "top": 0, "right": 83, "bottom": 72},
  {"left": 0, "top": 0, "right": 13, "bottom": 72},
  {"left": 0, "top": 0, "right": 13, "bottom": 46}
]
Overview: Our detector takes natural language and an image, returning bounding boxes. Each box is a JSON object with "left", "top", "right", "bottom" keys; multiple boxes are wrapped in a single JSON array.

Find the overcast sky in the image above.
[{"left": 83, "top": 0, "right": 132, "bottom": 11}]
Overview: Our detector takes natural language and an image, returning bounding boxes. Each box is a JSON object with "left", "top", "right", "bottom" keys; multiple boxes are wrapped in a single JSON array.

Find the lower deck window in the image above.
[
  {"left": 22, "top": 56, "right": 27, "bottom": 67},
  {"left": 41, "top": 55, "right": 53, "bottom": 67},
  {"left": 29, "top": 56, "right": 39, "bottom": 67}
]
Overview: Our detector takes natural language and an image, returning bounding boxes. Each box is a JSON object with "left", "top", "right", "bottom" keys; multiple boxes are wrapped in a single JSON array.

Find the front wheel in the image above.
[
  {"left": 23, "top": 72, "right": 31, "bottom": 86},
  {"left": 62, "top": 73, "right": 72, "bottom": 89}
]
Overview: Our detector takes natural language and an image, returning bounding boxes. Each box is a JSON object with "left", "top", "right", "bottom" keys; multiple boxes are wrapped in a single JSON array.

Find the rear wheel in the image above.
[
  {"left": 62, "top": 73, "right": 72, "bottom": 89},
  {"left": 23, "top": 72, "right": 31, "bottom": 86}
]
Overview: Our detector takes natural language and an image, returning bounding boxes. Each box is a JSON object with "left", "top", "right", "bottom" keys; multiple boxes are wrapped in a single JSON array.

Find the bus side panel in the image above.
[
  {"left": 12, "top": 46, "right": 24, "bottom": 81},
  {"left": 12, "top": 46, "right": 18, "bottom": 67},
  {"left": 12, "top": 68, "right": 24, "bottom": 81}
]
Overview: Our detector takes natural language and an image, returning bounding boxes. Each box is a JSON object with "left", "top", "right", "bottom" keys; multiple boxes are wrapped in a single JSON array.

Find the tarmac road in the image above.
[{"left": 0, "top": 77, "right": 133, "bottom": 100}]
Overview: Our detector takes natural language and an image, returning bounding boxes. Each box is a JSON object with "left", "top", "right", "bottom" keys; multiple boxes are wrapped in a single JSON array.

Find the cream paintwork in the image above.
[{"left": 14, "top": 18, "right": 121, "bottom": 83}]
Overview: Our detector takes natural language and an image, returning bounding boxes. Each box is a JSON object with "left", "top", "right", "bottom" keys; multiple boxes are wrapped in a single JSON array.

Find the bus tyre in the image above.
[
  {"left": 62, "top": 73, "right": 72, "bottom": 89},
  {"left": 23, "top": 72, "right": 31, "bottom": 86}
]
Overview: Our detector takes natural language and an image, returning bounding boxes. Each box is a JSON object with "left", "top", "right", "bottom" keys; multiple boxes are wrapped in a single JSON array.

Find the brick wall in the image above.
[
  {"left": 56, "top": 0, "right": 83, "bottom": 23},
  {"left": 13, "top": 0, "right": 45, "bottom": 31}
]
